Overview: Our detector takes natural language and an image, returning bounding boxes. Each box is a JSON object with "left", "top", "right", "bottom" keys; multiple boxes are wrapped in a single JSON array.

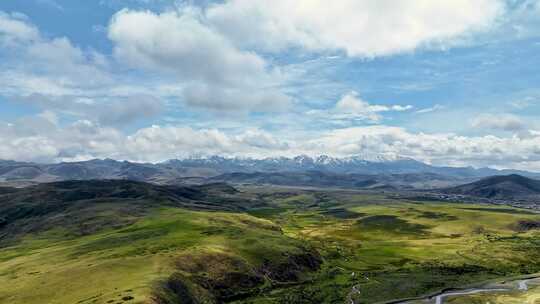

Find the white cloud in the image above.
[
  {"left": 0, "top": 12, "right": 39, "bottom": 46},
  {"left": 0, "top": 11, "right": 166, "bottom": 129},
  {"left": 471, "top": 113, "right": 526, "bottom": 132},
  {"left": 4, "top": 118, "right": 540, "bottom": 171},
  {"left": 0, "top": 11, "right": 112, "bottom": 96},
  {"left": 0, "top": 118, "right": 125, "bottom": 162},
  {"left": 416, "top": 104, "right": 445, "bottom": 114},
  {"left": 308, "top": 91, "right": 413, "bottom": 123},
  {"left": 124, "top": 126, "right": 292, "bottom": 160},
  {"left": 108, "top": 8, "right": 291, "bottom": 111},
  {"left": 0, "top": 116, "right": 291, "bottom": 162},
  {"left": 206, "top": 0, "right": 505, "bottom": 57},
  {"left": 108, "top": 8, "right": 265, "bottom": 86},
  {"left": 300, "top": 126, "right": 540, "bottom": 169},
  {"left": 2, "top": 9, "right": 286, "bottom": 119},
  {"left": 234, "top": 129, "right": 289, "bottom": 150}
]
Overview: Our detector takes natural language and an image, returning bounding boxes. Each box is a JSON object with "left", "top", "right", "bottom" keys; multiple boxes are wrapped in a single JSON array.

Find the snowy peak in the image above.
[{"left": 158, "top": 154, "right": 437, "bottom": 175}]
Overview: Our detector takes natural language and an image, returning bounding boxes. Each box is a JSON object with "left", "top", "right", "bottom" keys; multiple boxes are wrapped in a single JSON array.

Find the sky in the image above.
[{"left": 1, "top": 0, "right": 540, "bottom": 170}]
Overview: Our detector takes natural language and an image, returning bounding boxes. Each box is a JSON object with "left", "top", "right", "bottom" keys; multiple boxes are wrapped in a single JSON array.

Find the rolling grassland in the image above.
[{"left": 1, "top": 186, "right": 539, "bottom": 303}]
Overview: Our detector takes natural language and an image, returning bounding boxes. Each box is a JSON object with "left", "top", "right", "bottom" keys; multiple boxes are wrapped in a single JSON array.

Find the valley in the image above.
[{"left": 1, "top": 182, "right": 539, "bottom": 303}]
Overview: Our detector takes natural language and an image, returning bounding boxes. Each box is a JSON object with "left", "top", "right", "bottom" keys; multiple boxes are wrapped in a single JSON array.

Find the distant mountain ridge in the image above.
[
  {"left": 443, "top": 174, "right": 540, "bottom": 200},
  {"left": 162, "top": 155, "right": 537, "bottom": 177},
  {"left": 209, "top": 171, "right": 462, "bottom": 190},
  {"left": 1, "top": 156, "right": 539, "bottom": 188}
]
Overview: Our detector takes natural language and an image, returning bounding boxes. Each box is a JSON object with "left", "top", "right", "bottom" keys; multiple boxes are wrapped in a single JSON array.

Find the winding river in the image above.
[
  {"left": 353, "top": 275, "right": 540, "bottom": 304},
  {"left": 432, "top": 288, "right": 510, "bottom": 304}
]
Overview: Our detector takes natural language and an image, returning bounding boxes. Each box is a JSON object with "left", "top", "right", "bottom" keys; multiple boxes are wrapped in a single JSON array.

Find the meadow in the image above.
[
  {"left": 1, "top": 187, "right": 539, "bottom": 303},
  {"left": 241, "top": 188, "right": 540, "bottom": 303}
]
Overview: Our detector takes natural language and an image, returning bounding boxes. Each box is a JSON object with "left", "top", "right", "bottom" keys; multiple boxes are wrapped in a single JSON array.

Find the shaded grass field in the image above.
[{"left": 1, "top": 187, "right": 540, "bottom": 303}]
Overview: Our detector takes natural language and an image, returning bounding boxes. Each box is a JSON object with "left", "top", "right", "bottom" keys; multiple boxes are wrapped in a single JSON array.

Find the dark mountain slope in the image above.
[
  {"left": 210, "top": 171, "right": 464, "bottom": 189},
  {"left": 443, "top": 174, "right": 540, "bottom": 200},
  {"left": 0, "top": 159, "right": 186, "bottom": 185},
  {"left": 0, "top": 180, "right": 250, "bottom": 246},
  {"left": 210, "top": 171, "right": 378, "bottom": 188}
]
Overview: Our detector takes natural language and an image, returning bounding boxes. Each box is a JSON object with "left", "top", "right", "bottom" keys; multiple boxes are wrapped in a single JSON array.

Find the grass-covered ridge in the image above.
[
  {"left": 1, "top": 182, "right": 540, "bottom": 303},
  {"left": 0, "top": 208, "right": 321, "bottom": 304}
]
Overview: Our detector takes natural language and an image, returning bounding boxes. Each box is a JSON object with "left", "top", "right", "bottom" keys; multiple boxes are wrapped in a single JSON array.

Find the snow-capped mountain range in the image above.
[
  {"left": 163, "top": 154, "right": 425, "bottom": 174},
  {"left": 1, "top": 155, "right": 539, "bottom": 187}
]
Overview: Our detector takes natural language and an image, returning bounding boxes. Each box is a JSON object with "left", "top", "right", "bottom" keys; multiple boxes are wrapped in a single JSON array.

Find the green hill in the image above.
[
  {"left": 444, "top": 174, "right": 540, "bottom": 200},
  {"left": 0, "top": 181, "right": 320, "bottom": 304}
]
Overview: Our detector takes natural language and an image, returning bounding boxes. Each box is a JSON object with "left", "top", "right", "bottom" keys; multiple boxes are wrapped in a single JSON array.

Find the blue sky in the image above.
[{"left": 1, "top": 0, "right": 540, "bottom": 170}]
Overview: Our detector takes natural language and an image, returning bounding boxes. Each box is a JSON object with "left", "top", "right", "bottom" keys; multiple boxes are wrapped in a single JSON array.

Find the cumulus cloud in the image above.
[
  {"left": 0, "top": 11, "right": 163, "bottom": 129},
  {"left": 3, "top": 118, "right": 540, "bottom": 171},
  {"left": 108, "top": 9, "right": 266, "bottom": 86},
  {"left": 0, "top": 118, "right": 123, "bottom": 162},
  {"left": 308, "top": 91, "right": 413, "bottom": 123},
  {"left": 0, "top": 117, "right": 292, "bottom": 162},
  {"left": 108, "top": 8, "right": 291, "bottom": 111},
  {"left": 0, "top": 12, "right": 39, "bottom": 46},
  {"left": 234, "top": 129, "right": 289, "bottom": 150},
  {"left": 301, "top": 126, "right": 540, "bottom": 169},
  {"left": 471, "top": 114, "right": 526, "bottom": 132},
  {"left": 124, "top": 126, "right": 291, "bottom": 160},
  {"left": 0, "top": 11, "right": 112, "bottom": 96},
  {"left": 206, "top": 0, "right": 505, "bottom": 57},
  {"left": 335, "top": 91, "right": 413, "bottom": 114}
]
